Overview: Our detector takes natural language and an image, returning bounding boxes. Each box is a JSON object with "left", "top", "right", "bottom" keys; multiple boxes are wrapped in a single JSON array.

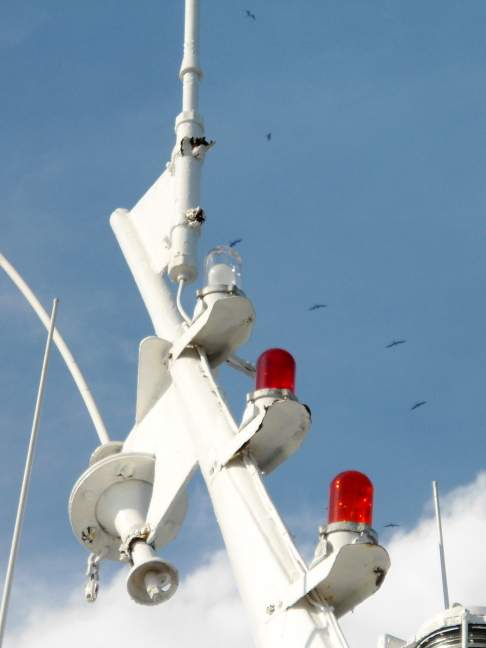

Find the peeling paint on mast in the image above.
[{"left": 168, "top": 0, "right": 212, "bottom": 285}]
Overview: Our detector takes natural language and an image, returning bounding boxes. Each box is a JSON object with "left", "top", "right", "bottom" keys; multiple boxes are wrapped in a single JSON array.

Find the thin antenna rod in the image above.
[
  {"left": 176, "top": 277, "right": 192, "bottom": 325},
  {"left": 0, "top": 299, "right": 59, "bottom": 647},
  {"left": 432, "top": 481, "right": 450, "bottom": 609},
  {"left": 180, "top": 0, "right": 202, "bottom": 113},
  {"left": 461, "top": 608, "right": 470, "bottom": 648},
  {"left": 0, "top": 253, "right": 110, "bottom": 444}
]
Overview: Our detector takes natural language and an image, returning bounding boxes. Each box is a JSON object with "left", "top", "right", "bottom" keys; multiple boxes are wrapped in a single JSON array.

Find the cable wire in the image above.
[
  {"left": 176, "top": 277, "right": 192, "bottom": 325},
  {"left": 0, "top": 253, "right": 110, "bottom": 444}
]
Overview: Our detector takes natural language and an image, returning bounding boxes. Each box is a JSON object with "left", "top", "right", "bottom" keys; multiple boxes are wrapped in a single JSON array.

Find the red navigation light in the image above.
[
  {"left": 255, "top": 348, "right": 296, "bottom": 393},
  {"left": 328, "top": 471, "right": 374, "bottom": 526}
]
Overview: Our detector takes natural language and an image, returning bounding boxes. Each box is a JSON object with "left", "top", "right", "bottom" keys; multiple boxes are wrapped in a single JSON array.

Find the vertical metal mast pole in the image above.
[
  {"left": 432, "top": 481, "right": 450, "bottom": 609},
  {"left": 167, "top": 0, "right": 205, "bottom": 285},
  {"left": 0, "top": 299, "right": 59, "bottom": 647},
  {"left": 181, "top": 0, "right": 202, "bottom": 114}
]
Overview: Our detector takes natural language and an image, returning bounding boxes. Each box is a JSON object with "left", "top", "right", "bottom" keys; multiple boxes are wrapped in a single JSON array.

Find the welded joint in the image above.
[{"left": 119, "top": 525, "right": 154, "bottom": 565}]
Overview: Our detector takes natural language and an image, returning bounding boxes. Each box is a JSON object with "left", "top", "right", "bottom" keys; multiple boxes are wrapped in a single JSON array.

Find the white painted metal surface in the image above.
[
  {"left": 232, "top": 392, "right": 311, "bottom": 474},
  {"left": 461, "top": 608, "right": 469, "bottom": 648},
  {"left": 70, "top": 451, "right": 188, "bottom": 560},
  {"left": 126, "top": 539, "right": 178, "bottom": 605},
  {"left": 432, "top": 481, "right": 450, "bottom": 610},
  {"left": 169, "top": 0, "right": 208, "bottom": 284},
  {"left": 170, "top": 288, "right": 255, "bottom": 366}
]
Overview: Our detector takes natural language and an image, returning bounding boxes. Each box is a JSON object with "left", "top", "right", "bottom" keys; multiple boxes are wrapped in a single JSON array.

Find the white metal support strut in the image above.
[{"left": 0, "top": 299, "right": 59, "bottom": 647}]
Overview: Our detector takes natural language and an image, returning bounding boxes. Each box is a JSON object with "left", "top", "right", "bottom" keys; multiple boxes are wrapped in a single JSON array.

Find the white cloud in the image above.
[
  {"left": 7, "top": 550, "right": 252, "bottom": 648},
  {"left": 6, "top": 473, "right": 486, "bottom": 648}
]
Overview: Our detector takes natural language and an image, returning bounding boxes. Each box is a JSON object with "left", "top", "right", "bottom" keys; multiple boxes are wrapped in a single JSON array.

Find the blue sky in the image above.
[{"left": 0, "top": 1, "right": 486, "bottom": 645}]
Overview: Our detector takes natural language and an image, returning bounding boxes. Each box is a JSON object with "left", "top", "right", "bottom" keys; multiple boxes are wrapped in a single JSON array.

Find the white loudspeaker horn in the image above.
[{"left": 127, "top": 539, "right": 178, "bottom": 606}]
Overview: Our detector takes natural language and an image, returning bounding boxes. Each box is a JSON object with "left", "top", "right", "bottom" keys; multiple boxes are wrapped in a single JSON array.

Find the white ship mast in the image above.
[
  {"left": 3, "top": 2, "right": 481, "bottom": 648},
  {"left": 69, "top": 2, "right": 390, "bottom": 646}
]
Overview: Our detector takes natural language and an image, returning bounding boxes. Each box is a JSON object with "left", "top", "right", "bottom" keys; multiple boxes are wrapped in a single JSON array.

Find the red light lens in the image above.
[
  {"left": 328, "top": 470, "right": 374, "bottom": 526},
  {"left": 255, "top": 348, "right": 296, "bottom": 393}
]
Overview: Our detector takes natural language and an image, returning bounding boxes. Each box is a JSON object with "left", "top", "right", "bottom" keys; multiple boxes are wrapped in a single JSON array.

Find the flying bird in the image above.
[
  {"left": 229, "top": 238, "right": 242, "bottom": 248},
  {"left": 386, "top": 340, "right": 406, "bottom": 348},
  {"left": 384, "top": 523, "right": 400, "bottom": 528},
  {"left": 267, "top": 133, "right": 272, "bottom": 141},
  {"left": 411, "top": 401, "right": 427, "bottom": 410},
  {"left": 309, "top": 304, "right": 327, "bottom": 311},
  {"left": 246, "top": 10, "right": 256, "bottom": 19}
]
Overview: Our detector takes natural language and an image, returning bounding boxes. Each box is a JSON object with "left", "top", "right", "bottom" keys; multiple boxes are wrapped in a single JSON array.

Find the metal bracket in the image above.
[
  {"left": 167, "top": 292, "right": 255, "bottom": 368},
  {"left": 219, "top": 397, "right": 311, "bottom": 475},
  {"left": 267, "top": 542, "right": 390, "bottom": 621}
]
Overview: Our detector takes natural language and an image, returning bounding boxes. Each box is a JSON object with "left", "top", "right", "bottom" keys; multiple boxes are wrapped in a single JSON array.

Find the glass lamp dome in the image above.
[{"left": 204, "top": 246, "right": 242, "bottom": 289}]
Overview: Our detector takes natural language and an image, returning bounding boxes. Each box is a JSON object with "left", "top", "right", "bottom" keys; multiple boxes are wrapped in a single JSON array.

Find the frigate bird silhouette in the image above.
[
  {"left": 386, "top": 340, "right": 406, "bottom": 348},
  {"left": 411, "top": 401, "right": 427, "bottom": 410}
]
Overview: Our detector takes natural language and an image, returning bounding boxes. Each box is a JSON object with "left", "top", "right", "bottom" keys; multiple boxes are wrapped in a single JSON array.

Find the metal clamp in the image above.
[
  {"left": 318, "top": 521, "right": 378, "bottom": 544},
  {"left": 119, "top": 525, "right": 153, "bottom": 565}
]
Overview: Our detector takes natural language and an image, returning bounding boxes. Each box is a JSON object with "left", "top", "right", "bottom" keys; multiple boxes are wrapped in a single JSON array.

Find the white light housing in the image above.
[
  {"left": 177, "top": 244, "right": 253, "bottom": 363},
  {"left": 204, "top": 246, "right": 242, "bottom": 288}
]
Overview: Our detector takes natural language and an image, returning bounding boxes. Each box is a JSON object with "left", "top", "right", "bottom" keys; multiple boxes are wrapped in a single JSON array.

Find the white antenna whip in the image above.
[
  {"left": 0, "top": 253, "right": 110, "bottom": 444},
  {"left": 0, "top": 299, "right": 59, "bottom": 646},
  {"left": 432, "top": 480, "right": 450, "bottom": 609}
]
